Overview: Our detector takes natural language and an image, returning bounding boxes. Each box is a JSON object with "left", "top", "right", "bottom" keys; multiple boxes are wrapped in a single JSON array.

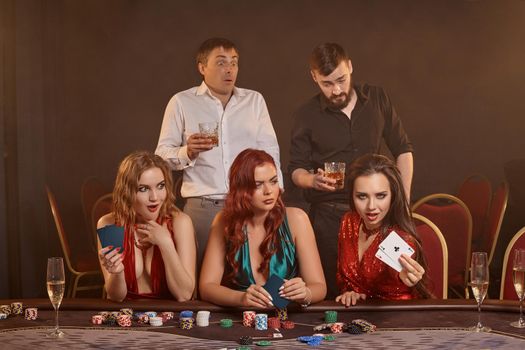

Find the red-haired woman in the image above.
[{"left": 199, "top": 149, "right": 326, "bottom": 307}]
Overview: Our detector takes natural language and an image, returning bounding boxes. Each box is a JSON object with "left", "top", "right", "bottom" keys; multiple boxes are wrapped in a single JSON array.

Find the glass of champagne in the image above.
[
  {"left": 469, "top": 252, "right": 490, "bottom": 332},
  {"left": 46, "top": 257, "right": 65, "bottom": 338},
  {"left": 511, "top": 248, "right": 525, "bottom": 328}
]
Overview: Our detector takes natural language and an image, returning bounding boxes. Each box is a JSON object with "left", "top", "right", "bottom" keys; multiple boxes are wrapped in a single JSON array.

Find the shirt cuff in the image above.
[{"left": 177, "top": 145, "right": 196, "bottom": 168}]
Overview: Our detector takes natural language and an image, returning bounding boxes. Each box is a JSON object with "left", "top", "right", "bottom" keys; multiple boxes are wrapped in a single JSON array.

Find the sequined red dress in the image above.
[
  {"left": 336, "top": 211, "right": 419, "bottom": 300},
  {"left": 122, "top": 216, "right": 175, "bottom": 299}
]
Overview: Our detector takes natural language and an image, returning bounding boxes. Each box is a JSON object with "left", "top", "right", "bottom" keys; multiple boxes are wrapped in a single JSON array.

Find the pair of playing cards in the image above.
[
  {"left": 375, "top": 231, "right": 414, "bottom": 272},
  {"left": 262, "top": 275, "right": 290, "bottom": 309}
]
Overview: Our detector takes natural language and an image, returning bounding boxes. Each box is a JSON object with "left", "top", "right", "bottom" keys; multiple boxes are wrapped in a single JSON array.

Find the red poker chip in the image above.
[{"left": 281, "top": 320, "right": 295, "bottom": 329}]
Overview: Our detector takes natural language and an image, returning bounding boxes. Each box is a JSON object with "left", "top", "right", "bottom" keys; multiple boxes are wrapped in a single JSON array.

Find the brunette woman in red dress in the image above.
[
  {"left": 97, "top": 151, "right": 196, "bottom": 301},
  {"left": 336, "top": 154, "right": 431, "bottom": 306}
]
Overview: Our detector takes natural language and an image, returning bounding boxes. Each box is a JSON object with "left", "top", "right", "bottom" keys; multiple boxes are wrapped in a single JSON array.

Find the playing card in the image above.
[
  {"left": 378, "top": 231, "right": 414, "bottom": 271},
  {"left": 262, "top": 274, "right": 290, "bottom": 309},
  {"left": 375, "top": 248, "right": 402, "bottom": 272},
  {"left": 97, "top": 224, "right": 125, "bottom": 253}
]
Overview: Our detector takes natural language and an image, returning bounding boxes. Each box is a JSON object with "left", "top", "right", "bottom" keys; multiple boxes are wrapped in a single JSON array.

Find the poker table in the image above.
[{"left": 1, "top": 298, "right": 524, "bottom": 349}]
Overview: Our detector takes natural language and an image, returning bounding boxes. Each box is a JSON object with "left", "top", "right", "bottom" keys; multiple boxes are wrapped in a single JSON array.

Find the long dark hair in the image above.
[
  {"left": 223, "top": 149, "right": 285, "bottom": 283},
  {"left": 347, "top": 153, "right": 433, "bottom": 298}
]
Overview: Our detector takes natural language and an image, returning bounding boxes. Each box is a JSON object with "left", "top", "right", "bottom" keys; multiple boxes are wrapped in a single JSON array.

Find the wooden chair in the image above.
[
  {"left": 499, "top": 226, "right": 525, "bottom": 300},
  {"left": 487, "top": 182, "right": 509, "bottom": 266},
  {"left": 46, "top": 186, "right": 104, "bottom": 298},
  {"left": 91, "top": 193, "right": 113, "bottom": 247},
  {"left": 412, "top": 194, "right": 473, "bottom": 298},
  {"left": 457, "top": 174, "right": 492, "bottom": 254},
  {"left": 80, "top": 177, "right": 109, "bottom": 251},
  {"left": 413, "top": 213, "right": 448, "bottom": 299}
]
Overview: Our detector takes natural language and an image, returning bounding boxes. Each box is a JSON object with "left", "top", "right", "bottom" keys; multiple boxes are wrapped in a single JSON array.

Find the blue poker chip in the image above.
[{"left": 179, "top": 310, "right": 193, "bottom": 318}]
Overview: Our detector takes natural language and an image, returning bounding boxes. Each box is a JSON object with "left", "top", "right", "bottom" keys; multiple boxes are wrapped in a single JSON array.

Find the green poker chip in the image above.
[
  {"left": 220, "top": 318, "right": 233, "bottom": 328},
  {"left": 324, "top": 335, "right": 336, "bottom": 341},
  {"left": 255, "top": 340, "right": 272, "bottom": 346},
  {"left": 324, "top": 310, "right": 337, "bottom": 323}
]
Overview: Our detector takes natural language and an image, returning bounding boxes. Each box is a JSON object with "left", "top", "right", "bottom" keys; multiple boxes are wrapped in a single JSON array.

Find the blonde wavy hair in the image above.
[{"left": 112, "top": 151, "right": 177, "bottom": 226}]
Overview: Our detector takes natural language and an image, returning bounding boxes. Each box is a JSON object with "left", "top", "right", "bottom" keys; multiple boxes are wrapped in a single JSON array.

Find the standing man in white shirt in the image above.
[{"left": 155, "top": 38, "right": 282, "bottom": 266}]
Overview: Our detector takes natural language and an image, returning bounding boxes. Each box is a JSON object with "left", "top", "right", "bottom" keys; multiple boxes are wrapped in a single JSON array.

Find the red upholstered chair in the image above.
[
  {"left": 80, "top": 177, "right": 109, "bottom": 251},
  {"left": 412, "top": 194, "right": 473, "bottom": 298},
  {"left": 47, "top": 186, "right": 104, "bottom": 298},
  {"left": 500, "top": 227, "right": 525, "bottom": 300},
  {"left": 413, "top": 213, "right": 448, "bottom": 299},
  {"left": 487, "top": 182, "right": 509, "bottom": 266},
  {"left": 457, "top": 174, "right": 492, "bottom": 254}
]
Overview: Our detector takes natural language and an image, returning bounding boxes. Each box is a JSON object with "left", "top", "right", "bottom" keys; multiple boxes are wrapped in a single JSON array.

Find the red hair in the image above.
[{"left": 223, "top": 149, "right": 285, "bottom": 283}]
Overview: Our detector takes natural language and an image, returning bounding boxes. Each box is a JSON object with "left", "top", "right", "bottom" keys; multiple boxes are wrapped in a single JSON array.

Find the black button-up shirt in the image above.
[{"left": 289, "top": 83, "right": 413, "bottom": 204}]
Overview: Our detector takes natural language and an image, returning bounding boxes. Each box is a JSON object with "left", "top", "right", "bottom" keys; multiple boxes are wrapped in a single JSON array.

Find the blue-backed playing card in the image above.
[
  {"left": 263, "top": 274, "right": 290, "bottom": 309},
  {"left": 96, "top": 225, "right": 125, "bottom": 253}
]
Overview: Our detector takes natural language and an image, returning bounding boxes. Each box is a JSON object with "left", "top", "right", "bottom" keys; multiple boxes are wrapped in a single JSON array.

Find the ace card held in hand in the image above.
[{"left": 375, "top": 230, "right": 414, "bottom": 272}]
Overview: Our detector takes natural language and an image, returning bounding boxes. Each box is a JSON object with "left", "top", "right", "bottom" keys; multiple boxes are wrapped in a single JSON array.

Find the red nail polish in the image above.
[
  {"left": 108, "top": 245, "right": 113, "bottom": 249},
  {"left": 115, "top": 247, "right": 121, "bottom": 252}
]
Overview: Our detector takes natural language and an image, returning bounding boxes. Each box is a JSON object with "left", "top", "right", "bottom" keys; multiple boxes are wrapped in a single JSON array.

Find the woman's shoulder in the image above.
[
  {"left": 285, "top": 206, "right": 308, "bottom": 221},
  {"left": 97, "top": 213, "right": 116, "bottom": 229}
]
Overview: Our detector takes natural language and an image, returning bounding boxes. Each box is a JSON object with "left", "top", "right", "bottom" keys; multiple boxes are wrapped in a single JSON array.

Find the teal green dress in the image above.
[{"left": 229, "top": 216, "right": 298, "bottom": 290}]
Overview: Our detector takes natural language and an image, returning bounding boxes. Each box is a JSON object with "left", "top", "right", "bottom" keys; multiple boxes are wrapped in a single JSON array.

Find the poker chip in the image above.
[
  {"left": 346, "top": 323, "right": 363, "bottom": 334},
  {"left": 281, "top": 320, "right": 295, "bottom": 329},
  {"left": 243, "top": 311, "right": 256, "bottom": 327},
  {"left": 10, "top": 302, "right": 23, "bottom": 315},
  {"left": 149, "top": 316, "right": 163, "bottom": 327},
  {"left": 0, "top": 313, "right": 7, "bottom": 320},
  {"left": 330, "top": 322, "right": 344, "bottom": 334},
  {"left": 237, "top": 347, "right": 251, "bottom": 350},
  {"left": 180, "top": 317, "right": 194, "bottom": 329},
  {"left": 220, "top": 318, "right": 233, "bottom": 328},
  {"left": 275, "top": 307, "right": 288, "bottom": 321},
  {"left": 24, "top": 308, "right": 38, "bottom": 320},
  {"left": 92, "top": 315, "right": 103, "bottom": 325},
  {"left": 99, "top": 311, "right": 110, "bottom": 321},
  {"left": 351, "top": 319, "right": 376, "bottom": 333},
  {"left": 324, "top": 335, "right": 336, "bottom": 341},
  {"left": 110, "top": 311, "right": 122, "bottom": 318},
  {"left": 117, "top": 314, "right": 132, "bottom": 327},
  {"left": 313, "top": 323, "right": 327, "bottom": 331},
  {"left": 254, "top": 314, "right": 268, "bottom": 331},
  {"left": 0, "top": 305, "right": 11, "bottom": 316},
  {"left": 324, "top": 310, "right": 337, "bottom": 323},
  {"left": 297, "top": 335, "right": 324, "bottom": 346},
  {"left": 161, "top": 311, "right": 174, "bottom": 320},
  {"left": 179, "top": 310, "right": 193, "bottom": 318},
  {"left": 120, "top": 308, "right": 133, "bottom": 316},
  {"left": 104, "top": 316, "right": 117, "bottom": 326},
  {"left": 238, "top": 336, "right": 253, "bottom": 345},
  {"left": 267, "top": 317, "right": 280, "bottom": 329},
  {"left": 255, "top": 340, "right": 272, "bottom": 346},
  {"left": 144, "top": 311, "right": 157, "bottom": 318},
  {"left": 138, "top": 313, "right": 150, "bottom": 324},
  {"left": 196, "top": 311, "right": 210, "bottom": 327}
]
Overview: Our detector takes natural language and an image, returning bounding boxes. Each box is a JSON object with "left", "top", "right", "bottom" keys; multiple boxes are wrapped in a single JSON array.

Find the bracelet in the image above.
[{"left": 301, "top": 287, "right": 312, "bottom": 308}]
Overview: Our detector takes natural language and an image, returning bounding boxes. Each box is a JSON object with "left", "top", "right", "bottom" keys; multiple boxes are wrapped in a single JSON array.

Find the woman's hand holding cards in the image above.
[
  {"left": 98, "top": 246, "right": 124, "bottom": 274},
  {"left": 242, "top": 284, "right": 274, "bottom": 308},
  {"left": 399, "top": 254, "right": 425, "bottom": 287}
]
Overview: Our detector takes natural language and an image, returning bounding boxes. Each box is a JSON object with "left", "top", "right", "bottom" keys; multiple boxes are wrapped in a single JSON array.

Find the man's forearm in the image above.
[{"left": 396, "top": 152, "right": 413, "bottom": 202}]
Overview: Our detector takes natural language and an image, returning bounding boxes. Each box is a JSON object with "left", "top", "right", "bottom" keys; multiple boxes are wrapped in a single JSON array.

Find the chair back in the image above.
[
  {"left": 412, "top": 194, "right": 473, "bottom": 298},
  {"left": 91, "top": 193, "right": 113, "bottom": 245},
  {"left": 413, "top": 213, "right": 448, "bottom": 299},
  {"left": 81, "top": 177, "right": 109, "bottom": 248},
  {"left": 500, "top": 226, "right": 525, "bottom": 300},
  {"left": 46, "top": 186, "right": 75, "bottom": 273},
  {"left": 457, "top": 174, "right": 492, "bottom": 253},
  {"left": 487, "top": 182, "right": 509, "bottom": 265}
]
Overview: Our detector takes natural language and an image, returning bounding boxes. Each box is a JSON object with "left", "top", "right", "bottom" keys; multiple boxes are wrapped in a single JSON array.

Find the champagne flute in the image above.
[
  {"left": 511, "top": 249, "right": 525, "bottom": 328},
  {"left": 46, "top": 257, "right": 65, "bottom": 338},
  {"left": 469, "top": 252, "right": 491, "bottom": 332}
]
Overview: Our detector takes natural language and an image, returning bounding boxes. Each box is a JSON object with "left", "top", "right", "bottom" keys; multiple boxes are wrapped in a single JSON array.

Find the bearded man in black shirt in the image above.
[{"left": 289, "top": 43, "right": 414, "bottom": 298}]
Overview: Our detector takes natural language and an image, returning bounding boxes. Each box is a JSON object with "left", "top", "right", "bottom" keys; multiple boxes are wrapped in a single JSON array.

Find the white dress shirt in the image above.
[{"left": 155, "top": 81, "right": 282, "bottom": 199}]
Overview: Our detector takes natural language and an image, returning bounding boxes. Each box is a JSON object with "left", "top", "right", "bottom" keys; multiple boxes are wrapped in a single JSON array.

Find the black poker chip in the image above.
[
  {"left": 346, "top": 323, "right": 363, "bottom": 334},
  {"left": 239, "top": 336, "right": 253, "bottom": 345}
]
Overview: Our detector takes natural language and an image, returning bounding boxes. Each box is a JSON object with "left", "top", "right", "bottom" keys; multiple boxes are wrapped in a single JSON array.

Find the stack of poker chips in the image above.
[
  {"left": 195, "top": 311, "right": 210, "bottom": 327},
  {"left": 179, "top": 310, "right": 194, "bottom": 330},
  {"left": 92, "top": 315, "right": 103, "bottom": 325},
  {"left": 24, "top": 308, "right": 38, "bottom": 320},
  {"left": 297, "top": 335, "right": 324, "bottom": 346},
  {"left": 220, "top": 318, "right": 233, "bottom": 328},
  {"left": 117, "top": 314, "right": 132, "bottom": 327},
  {"left": 254, "top": 313, "right": 268, "bottom": 330},
  {"left": 0, "top": 305, "right": 11, "bottom": 316},
  {"left": 145, "top": 311, "right": 157, "bottom": 318},
  {"left": 99, "top": 311, "right": 110, "bottom": 322},
  {"left": 149, "top": 316, "right": 163, "bottom": 327},
  {"left": 275, "top": 308, "right": 288, "bottom": 321},
  {"left": 238, "top": 336, "right": 253, "bottom": 346},
  {"left": 0, "top": 313, "right": 7, "bottom": 320},
  {"left": 267, "top": 316, "right": 281, "bottom": 329},
  {"left": 330, "top": 322, "right": 345, "bottom": 334},
  {"left": 10, "top": 302, "right": 23, "bottom": 315},
  {"left": 348, "top": 319, "right": 376, "bottom": 334},
  {"left": 137, "top": 313, "right": 150, "bottom": 324},
  {"left": 281, "top": 320, "right": 295, "bottom": 330},
  {"left": 324, "top": 310, "right": 337, "bottom": 323},
  {"left": 110, "top": 311, "right": 122, "bottom": 318},
  {"left": 242, "top": 311, "right": 256, "bottom": 327},
  {"left": 160, "top": 311, "right": 174, "bottom": 322}
]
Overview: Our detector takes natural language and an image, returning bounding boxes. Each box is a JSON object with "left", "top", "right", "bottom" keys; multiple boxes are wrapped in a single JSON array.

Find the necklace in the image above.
[{"left": 361, "top": 224, "right": 381, "bottom": 238}]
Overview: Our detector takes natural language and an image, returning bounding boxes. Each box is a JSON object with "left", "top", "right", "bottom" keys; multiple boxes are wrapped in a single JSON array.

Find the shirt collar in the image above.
[{"left": 195, "top": 81, "right": 245, "bottom": 99}]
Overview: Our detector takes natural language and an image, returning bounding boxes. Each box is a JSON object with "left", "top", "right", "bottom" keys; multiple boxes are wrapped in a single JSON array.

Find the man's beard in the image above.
[{"left": 324, "top": 92, "right": 351, "bottom": 109}]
